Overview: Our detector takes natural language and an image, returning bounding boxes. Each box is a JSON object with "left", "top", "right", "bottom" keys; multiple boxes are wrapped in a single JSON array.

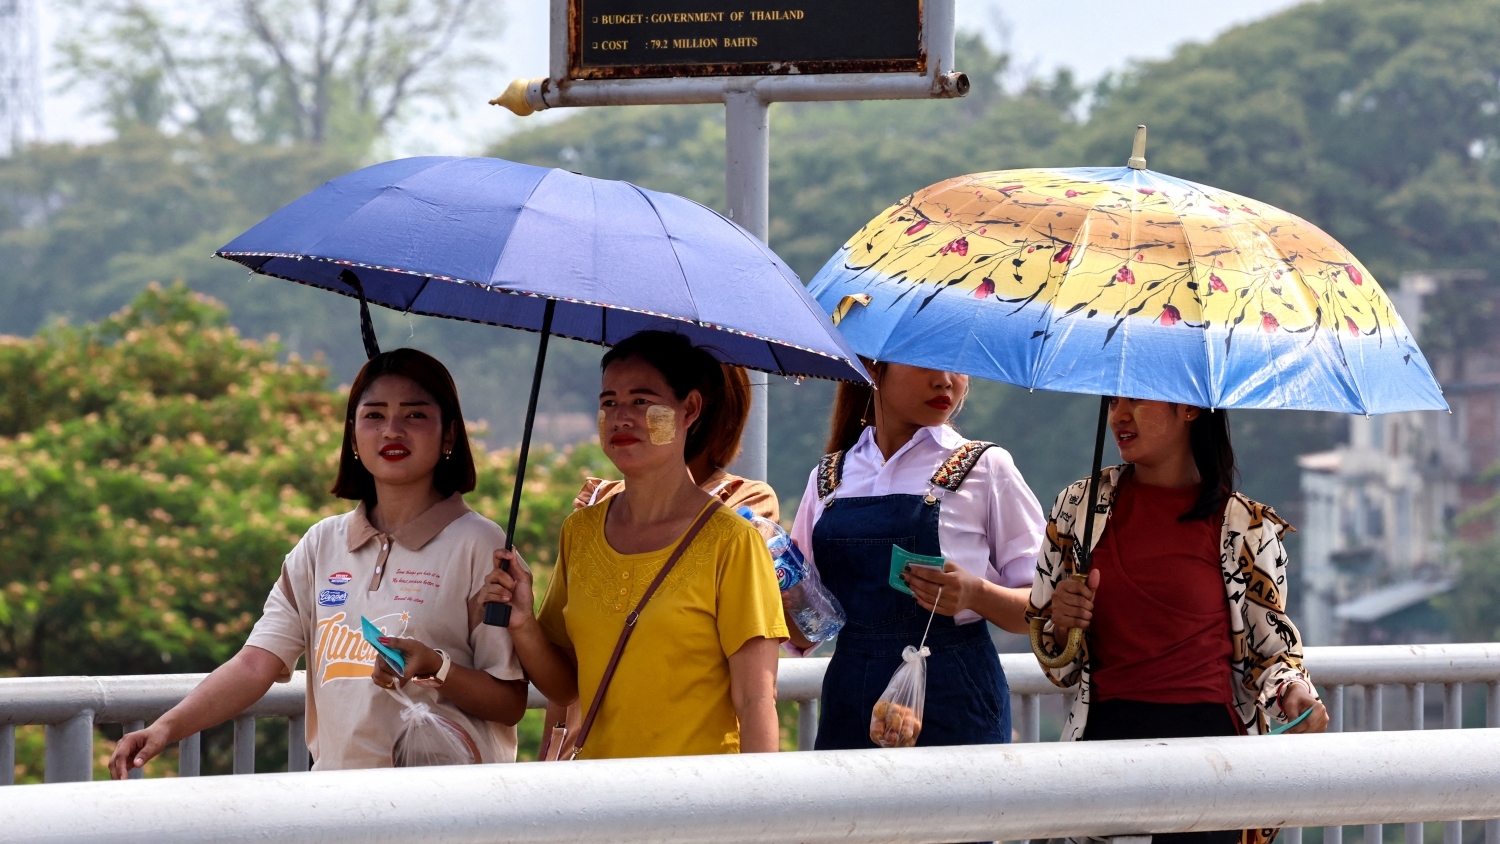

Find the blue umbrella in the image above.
[
  {"left": 218, "top": 156, "right": 867, "bottom": 626},
  {"left": 804, "top": 129, "right": 1446, "bottom": 666}
]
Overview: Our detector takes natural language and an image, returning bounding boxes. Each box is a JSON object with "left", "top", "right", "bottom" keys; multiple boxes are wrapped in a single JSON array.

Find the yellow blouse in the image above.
[{"left": 536, "top": 499, "right": 788, "bottom": 759}]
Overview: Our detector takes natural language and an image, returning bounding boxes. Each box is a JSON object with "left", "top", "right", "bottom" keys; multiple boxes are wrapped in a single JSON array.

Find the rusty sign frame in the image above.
[{"left": 567, "top": 1, "right": 926, "bottom": 81}]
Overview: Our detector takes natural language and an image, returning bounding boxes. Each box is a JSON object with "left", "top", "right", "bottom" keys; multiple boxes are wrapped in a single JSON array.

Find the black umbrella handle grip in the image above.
[{"left": 482, "top": 556, "right": 512, "bottom": 627}]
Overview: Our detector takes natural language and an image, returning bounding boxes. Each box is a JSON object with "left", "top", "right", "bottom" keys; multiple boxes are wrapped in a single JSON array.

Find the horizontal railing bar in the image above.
[
  {"left": 0, "top": 673, "right": 305, "bottom": 726},
  {"left": 4, "top": 729, "right": 1498, "bottom": 843},
  {"left": 4, "top": 644, "right": 1499, "bottom": 727}
]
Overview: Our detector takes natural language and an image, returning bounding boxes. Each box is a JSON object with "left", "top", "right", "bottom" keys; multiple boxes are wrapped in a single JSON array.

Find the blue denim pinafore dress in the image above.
[{"left": 810, "top": 442, "right": 1012, "bottom": 750}]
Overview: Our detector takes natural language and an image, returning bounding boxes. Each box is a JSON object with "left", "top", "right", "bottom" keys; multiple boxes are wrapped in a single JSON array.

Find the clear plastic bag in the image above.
[
  {"left": 868, "top": 585, "right": 941, "bottom": 748},
  {"left": 869, "top": 645, "right": 929, "bottom": 747},
  {"left": 388, "top": 689, "right": 481, "bottom": 767}
]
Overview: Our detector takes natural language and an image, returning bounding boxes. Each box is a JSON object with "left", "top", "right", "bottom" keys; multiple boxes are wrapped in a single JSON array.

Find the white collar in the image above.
[{"left": 852, "top": 424, "right": 962, "bottom": 461}]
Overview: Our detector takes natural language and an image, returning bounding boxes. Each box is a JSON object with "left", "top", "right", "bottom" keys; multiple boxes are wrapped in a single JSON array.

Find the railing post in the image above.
[
  {"left": 1407, "top": 684, "right": 1424, "bottom": 844},
  {"left": 44, "top": 709, "right": 94, "bottom": 783},
  {"left": 1444, "top": 684, "right": 1462, "bottom": 844},
  {"left": 288, "top": 714, "right": 309, "bottom": 772},
  {"left": 0, "top": 725, "right": 13, "bottom": 786},
  {"left": 1325, "top": 685, "right": 1344, "bottom": 844},
  {"left": 178, "top": 733, "right": 200, "bottom": 777},
  {"left": 1019, "top": 694, "right": 1040, "bottom": 744},
  {"left": 797, "top": 700, "right": 818, "bottom": 752},
  {"left": 1364, "top": 685, "right": 1383, "bottom": 844},
  {"left": 124, "top": 720, "right": 145, "bottom": 780},
  {"left": 233, "top": 715, "right": 256, "bottom": 775},
  {"left": 1488, "top": 683, "right": 1498, "bottom": 844},
  {"left": 1283, "top": 827, "right": 1303, "bottom": 844}
]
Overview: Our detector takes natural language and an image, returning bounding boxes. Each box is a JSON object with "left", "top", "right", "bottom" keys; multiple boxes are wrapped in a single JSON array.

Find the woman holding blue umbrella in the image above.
[{"left": 787, "top": 360, "right": 1045, "bottom": 749}]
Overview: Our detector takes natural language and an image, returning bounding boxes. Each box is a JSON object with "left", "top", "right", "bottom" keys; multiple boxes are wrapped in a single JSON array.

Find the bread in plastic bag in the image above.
[
  {"left": 869, "top": 644, "right": 928, "bottom": 748},
  {"left": 388, "top": 689, "right": 480, "bottom": 767},
  {"left": 869, "top": 583, "right": 942, "bottom": 748}
]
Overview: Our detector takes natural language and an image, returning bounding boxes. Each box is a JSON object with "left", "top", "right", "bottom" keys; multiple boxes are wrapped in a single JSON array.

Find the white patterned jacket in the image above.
[{"left": 1026, "top": 464, "right": 1317, "bottom": 741}]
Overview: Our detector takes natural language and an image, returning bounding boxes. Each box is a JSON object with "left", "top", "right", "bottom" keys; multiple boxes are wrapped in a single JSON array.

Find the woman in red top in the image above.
[{"left": 1030, "top": 398, "right": 1329, "bottom": 844}]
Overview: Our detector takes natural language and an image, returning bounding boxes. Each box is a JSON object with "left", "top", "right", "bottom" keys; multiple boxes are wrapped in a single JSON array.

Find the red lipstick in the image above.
[
  {"left": 926, "top": 396, "right": 952, "bottom": 410},
  {"left": 609, "top": 433, "right": 640, "bottom": 447},
  {"left": 378, "top": 443, "right": 410, "bottom": 461}
]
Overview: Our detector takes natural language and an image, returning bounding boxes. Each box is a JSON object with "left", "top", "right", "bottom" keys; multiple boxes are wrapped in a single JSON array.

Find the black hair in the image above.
[
  {"left": 1182, "top": 408, "right": 1237, "bottom": 521},
  {"left": 600, "top": 331, "right": 743, "bottom": 466},
  {"left": 332, "top": 348, "right": 476, "bottom": 503}
]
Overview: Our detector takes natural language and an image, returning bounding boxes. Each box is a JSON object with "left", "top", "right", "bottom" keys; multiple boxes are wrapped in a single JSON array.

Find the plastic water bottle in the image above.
[{"left": 736, "top": 507, "right": 845, "bottom": 643}]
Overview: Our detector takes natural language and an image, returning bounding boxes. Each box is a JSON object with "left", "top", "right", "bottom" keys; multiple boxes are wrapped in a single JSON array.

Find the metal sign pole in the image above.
[
  {"left": 723, "top": 88, "right": 770, "bottom": 482},
  {"left": 494, "top": 0, "right": 965, "bottom": 487}
]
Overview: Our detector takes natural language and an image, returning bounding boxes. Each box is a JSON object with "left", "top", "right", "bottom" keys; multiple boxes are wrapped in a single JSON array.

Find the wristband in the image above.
[{"left": 416, "top": 649, "right": 452, "bottom": 688}]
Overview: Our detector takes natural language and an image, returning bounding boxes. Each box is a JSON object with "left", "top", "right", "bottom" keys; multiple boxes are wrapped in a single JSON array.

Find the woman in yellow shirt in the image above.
[{"left": 483, "top": 331, "right": 788, "bottom": 758}]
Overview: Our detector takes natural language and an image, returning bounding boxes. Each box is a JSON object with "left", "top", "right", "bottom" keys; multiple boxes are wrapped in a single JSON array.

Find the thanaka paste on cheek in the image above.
[
  {"left": 646, "top": 405, "right": 676, "bottom": 445},
  {"left": 1132, "top": 402, "right": 1172, "bottom": 438},
  {"left": 597, "top": 410, "right": 608, "bottom": 443}
]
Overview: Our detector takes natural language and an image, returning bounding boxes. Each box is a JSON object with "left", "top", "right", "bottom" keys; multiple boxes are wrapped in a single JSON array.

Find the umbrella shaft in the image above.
[
  {"left": 485, "top": 298, "right": 557, "bottom": 628},
  {"left": 1077, "top": 395, "right": 1111, "bottom": 575}
]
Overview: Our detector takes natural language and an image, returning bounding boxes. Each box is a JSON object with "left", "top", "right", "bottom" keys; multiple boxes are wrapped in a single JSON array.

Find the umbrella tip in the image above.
[{"left": 1127, "top": 124, "right": 1148, "bottom": 170}]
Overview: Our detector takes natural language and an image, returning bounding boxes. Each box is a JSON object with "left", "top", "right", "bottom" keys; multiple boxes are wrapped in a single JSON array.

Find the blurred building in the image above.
[{"left": 1297, "top": 271, "right": 1496, "bottom": 645}]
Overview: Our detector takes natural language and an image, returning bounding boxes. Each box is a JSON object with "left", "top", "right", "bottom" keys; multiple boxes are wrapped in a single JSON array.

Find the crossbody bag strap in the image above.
[{"left": 570, "top": 499, "right": 724, "bottom": 758}]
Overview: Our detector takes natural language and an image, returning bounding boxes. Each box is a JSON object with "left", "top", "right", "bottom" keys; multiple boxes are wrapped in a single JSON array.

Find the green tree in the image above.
[
  {"left": 0, "top": 283, "right": 614, "bottom": 677},
  {"left": 57, "top": 0, "right": 502, "bottom": 149},
  {"left": 1075, "top": 0, "right": 1500, "bottom": 284}
]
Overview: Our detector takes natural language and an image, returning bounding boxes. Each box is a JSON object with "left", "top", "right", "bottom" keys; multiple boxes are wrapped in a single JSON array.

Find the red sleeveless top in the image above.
[{"left": 1088, "top": 471, "right": 1233, "bottom": 705}]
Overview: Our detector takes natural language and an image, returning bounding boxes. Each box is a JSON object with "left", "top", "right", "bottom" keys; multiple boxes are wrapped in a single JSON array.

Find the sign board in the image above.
[{"left": 569, "top": 1, "right": 924, "bottom": 80}]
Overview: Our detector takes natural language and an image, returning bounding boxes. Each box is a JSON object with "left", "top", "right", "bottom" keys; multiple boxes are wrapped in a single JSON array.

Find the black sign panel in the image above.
[{"left": 570, "top": 1, "right": 924, "bottom": 79}]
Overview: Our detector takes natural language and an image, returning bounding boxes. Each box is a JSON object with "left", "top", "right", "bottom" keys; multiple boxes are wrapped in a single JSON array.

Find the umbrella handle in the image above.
[{"left": 1029, "top": 572, "right": 1088, "bottom": 669}]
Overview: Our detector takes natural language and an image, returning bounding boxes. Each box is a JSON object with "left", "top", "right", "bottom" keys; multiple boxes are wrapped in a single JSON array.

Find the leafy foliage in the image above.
[
  {"left": 0, "top": 284, "right": 614, "bottom": 677},
  {"left": 57, "top": 0, "right": 501, "bottom": 149}
]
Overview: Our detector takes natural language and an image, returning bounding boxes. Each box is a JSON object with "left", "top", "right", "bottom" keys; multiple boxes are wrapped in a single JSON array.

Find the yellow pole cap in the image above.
[
  {"left": 1127, "top": 124, "right": 1148, "bottom": 169},
  {"left": 489, "top": 78, "right": 538, "bottom": 117}
]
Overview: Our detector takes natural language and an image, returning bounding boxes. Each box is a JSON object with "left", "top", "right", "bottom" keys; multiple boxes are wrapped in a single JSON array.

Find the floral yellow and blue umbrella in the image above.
[
  {"left": 806, "top": 127, "right": 1447, "bottom": 667},
  {"left": 808, "top": 128, "right": 1446, "bottom": 416}
]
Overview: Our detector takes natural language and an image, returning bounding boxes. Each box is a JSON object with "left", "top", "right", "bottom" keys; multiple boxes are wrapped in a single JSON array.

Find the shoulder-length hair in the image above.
[
  {"left": 1182, "top": 407, "right": 1238, "bottom": 521},
  {"left": 331, "top": 348, "right": 477, "bottom": 504},
  {"left": 600, "top": 331, "right": 749, "bottom": 469}
]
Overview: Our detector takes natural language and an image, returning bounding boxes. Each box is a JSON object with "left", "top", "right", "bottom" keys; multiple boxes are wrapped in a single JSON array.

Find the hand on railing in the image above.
[{"left": 109, "top": 724, "right": 172, "bottom": 780}]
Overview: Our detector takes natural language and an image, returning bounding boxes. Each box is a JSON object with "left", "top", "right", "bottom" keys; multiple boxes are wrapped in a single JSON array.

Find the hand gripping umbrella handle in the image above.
[{"left": 1029, "top": 572, "right": 1088, "bottom": 669}]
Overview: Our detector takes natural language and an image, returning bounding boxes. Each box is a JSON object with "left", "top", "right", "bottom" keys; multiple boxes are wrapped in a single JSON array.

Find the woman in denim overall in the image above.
[{"left": 787, "top": 362, "right": 1046, "bottom": 750}]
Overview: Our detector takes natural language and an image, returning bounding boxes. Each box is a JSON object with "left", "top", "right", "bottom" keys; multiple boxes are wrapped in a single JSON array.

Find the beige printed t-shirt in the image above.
[{"left": 245, "top": 494, "right": 524, "bottom": 770}]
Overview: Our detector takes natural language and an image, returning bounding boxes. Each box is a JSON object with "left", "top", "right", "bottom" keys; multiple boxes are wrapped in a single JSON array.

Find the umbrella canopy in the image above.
[
  {"left": 806, "top": 161, "right": 1446, "bottom": 415},
  {"left": 218, "top": 155, "right": 866, "bottom": 383}
]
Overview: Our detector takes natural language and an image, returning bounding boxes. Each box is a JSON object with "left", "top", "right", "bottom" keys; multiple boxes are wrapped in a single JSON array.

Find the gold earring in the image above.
[{"left": 443, "top": 450, "right": 452, "bottom": 460}]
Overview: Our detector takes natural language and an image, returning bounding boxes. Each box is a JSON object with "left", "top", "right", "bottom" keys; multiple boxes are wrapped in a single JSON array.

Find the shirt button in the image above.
[
  {"left": 618, "top": 587, "right": 628, "bottom": 595},
  {"left": 620, "top": 571, "right": 630, "bottom": 580},
  {"left": 614, "top": 604, "right": 622, "bottom": 612}
]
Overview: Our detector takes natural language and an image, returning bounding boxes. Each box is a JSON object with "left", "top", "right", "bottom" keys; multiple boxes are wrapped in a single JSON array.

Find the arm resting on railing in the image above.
[{"left": 108, "top": 645, "right": 285, "bottom": 779}]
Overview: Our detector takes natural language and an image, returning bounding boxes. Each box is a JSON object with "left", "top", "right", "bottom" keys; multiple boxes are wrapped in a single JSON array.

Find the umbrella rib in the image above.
[
  {"left": 1022, "top": 172, "right": 1116, "bottom": 393},
  {"left": 629, "top": 184, "right": 699, "bottom": 322},
  {"left": 486, "top": 167, "right": 555, "bottom": 293},
  {"left": 1166, "top": 178, "right": 1220, "bottom": 409}
]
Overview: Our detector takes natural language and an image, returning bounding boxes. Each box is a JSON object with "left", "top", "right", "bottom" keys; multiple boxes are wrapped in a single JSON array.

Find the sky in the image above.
[{"left": 36, "top": 0, "right": 1307, "bottom": 154}]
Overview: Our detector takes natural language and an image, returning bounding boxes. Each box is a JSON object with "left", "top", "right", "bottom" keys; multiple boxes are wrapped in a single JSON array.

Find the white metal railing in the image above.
[
  {"left": 3, "top": 643, "right": 1498, "bottom": 838},
  {"left": 3, "top": 728, "right": 1499, "bottom": 843}
]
